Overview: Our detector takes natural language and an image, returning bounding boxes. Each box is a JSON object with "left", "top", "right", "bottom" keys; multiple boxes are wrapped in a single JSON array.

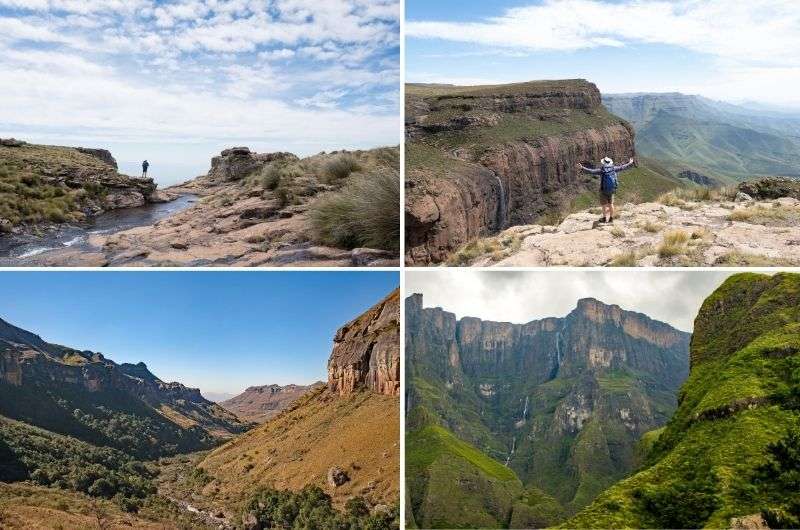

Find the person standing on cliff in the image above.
[
  {"left": 577, "top": 156, "right": 634, "bottom": 224},
  {"left": 142, "top": 159, "right": 149, "bottom": 178}
]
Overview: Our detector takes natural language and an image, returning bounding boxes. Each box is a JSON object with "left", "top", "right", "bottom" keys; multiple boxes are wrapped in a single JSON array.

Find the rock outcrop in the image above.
[
  {"left": 0, "top": 140, "right": 157, "bottom": 229},
  {"left": 452, "top": 194, "right": 800, "bottom": 267},
  {"left": 75, "top": 147, "right": 118, "bottom": 169},
  {"left": 328, "top": 289, "right": 400, "bottom": 396},
  {"left": 405, "top": 80, "right": 636, "bottom": 264},
  {"left": 208, "top": 147, "right": 298, "bottom": 182},
  {"left": 406, "top": 294, "right": 690, "bottom": 520},
  {"left": 738, "top": 176, "right": 800, "bottom": 200},
  {"left": 221, "top": 382, "right": 324, "bottom": 423}
]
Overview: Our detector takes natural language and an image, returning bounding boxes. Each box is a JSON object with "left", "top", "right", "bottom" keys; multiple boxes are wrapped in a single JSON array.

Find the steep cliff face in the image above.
[
  {"left": 405, "top": 80, "right": 636, "bottom": 264},
  {"left": 406, "top": 294, "right": 690, "bottom": 526},
  {"left": 328, "top": 288, "right": 400, "bottom": 396},
  {"left": 0, "top": 317, "right": 246, "bottom": 458},
  {"left": 567, "top": 273, "right": 800, "bottom": 530}
]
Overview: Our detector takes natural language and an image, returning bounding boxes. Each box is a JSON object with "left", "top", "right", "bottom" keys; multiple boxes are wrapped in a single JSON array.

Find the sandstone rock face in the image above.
[
  {"left": 406, "top": 294, "right": 690, "bottom": 508},
  {"left": 222, "top": 382, "right": 324, "bottom": 423},
  {"left": 679, "top": 169, "right": 717, "bottom": 186},
  {"left": 328, "top": 289, "right": 400, "bottom": 396},
  {"left": 405, "top": 80, "right": 635, "bottom": 264},
  {"left": 76, "top": 147, "right": 118, "bottom": 169},
  {"left": 456, "top": 196, "right": 800, "bottom": 267},
  {"left": 208, "top": 146, "right": 298, "bottom": 181}
]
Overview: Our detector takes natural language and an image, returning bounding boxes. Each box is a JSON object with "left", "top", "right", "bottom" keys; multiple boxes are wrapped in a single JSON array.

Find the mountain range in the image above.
[
  {"left": 603, "top": 93, "right": 800, "bottom": 184},
  {"left": 0, "top": 317, "right": 246, "bottom": 460},
  {"left": 405, "top": 295, "right": 690, "bottom": 528},
  {"left": 221, "top": 382, "right": 325, "bottom": 423}
]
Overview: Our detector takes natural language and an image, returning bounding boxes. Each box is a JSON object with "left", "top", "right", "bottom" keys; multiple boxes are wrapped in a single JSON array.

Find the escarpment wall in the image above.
[
  {"left": 328, "top": 289, "right": 400, "bottom": 396},
  {"left": 405, "top": 80, "right": 636, "bottom": 265}
]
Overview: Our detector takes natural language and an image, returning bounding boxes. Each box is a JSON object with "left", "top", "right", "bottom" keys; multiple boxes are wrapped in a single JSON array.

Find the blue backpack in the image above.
[{"left": 600, "top": 165, "right": 618, "bottom": 194}]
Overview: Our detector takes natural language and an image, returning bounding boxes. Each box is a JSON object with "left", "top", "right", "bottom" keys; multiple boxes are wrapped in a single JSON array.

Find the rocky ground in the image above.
[
  {"left": 450, "top": 180, "right": 800, "bottom": 267},
  {"left": 20, "top": 146, "right": 400, "bottom": 267}
]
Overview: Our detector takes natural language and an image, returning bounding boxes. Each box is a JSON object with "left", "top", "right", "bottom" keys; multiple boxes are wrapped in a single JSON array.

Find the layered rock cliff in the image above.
[
  {"left": 328, "top": 288, "right": 400, "bottom": 396},
  {"left": 405, "top": 80, "right": 636, "bottom": 264},
  {"left": 0, "top": 316, "right": 246, "bottom": 457},
  {"left": 405, "top": 294, "right": 690, "bottom": 525}
]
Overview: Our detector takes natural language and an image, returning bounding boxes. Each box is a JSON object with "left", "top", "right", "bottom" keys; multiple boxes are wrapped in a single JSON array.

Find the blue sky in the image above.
[
  {"left": 406, "top": 0, "right": 800, "bottom": 108},
  {"left": 0, "top": 271, "right": 398, "bottom": 399},
  {"left": 0, "top": 0, "right": 399, "bottom": 185}
]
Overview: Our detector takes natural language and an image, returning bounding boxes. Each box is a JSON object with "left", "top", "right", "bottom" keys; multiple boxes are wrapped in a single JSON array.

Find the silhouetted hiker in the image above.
[
  {"left": 577, "top": 156, "right": 635, "bottom": 224},
  {"left": 142, "top": 160, "right": 149, "bottom": 178}
]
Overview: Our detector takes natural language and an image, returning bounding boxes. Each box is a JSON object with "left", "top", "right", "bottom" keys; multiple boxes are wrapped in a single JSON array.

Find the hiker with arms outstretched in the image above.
[
  {"left": 577, "top": 156, "right": 634, "bottom": 224},
  {"left": 142, "top": 159, "right": 149, "bottom": 178}
]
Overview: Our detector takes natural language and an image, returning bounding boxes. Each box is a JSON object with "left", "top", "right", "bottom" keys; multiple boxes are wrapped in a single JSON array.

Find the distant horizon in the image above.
[
  {"left": 406, "top": 0, "right": 800, "bottom": 108},
  {"left": 0, "top": 271, "right": 399, "bottom": 395}
]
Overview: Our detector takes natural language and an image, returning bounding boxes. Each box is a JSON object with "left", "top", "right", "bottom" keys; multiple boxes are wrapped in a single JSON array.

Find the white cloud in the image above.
[
  {"left": 407, "top": 0, "right": 800, "bottom": 65},
  {"left": 0, "top": 0, "right": 399, "bottom": 162}
]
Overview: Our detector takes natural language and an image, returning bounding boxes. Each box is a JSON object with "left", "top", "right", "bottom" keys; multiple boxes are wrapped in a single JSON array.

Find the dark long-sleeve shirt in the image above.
[{"left": 579, "top": 160, "right": 634, "bottom": 174}]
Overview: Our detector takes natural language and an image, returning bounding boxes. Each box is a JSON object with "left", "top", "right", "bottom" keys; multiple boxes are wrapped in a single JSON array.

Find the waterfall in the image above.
[
  {"left": 522, "top": 395, "right": 529, "bottom": 420},
  {"left": 504, "top": 437, "right": 517, "bottom": 466},
  {"left": 493, "top": 172, "right": 506, "bottom": 230},
  {"left": 555, "top": 330, "right": 562, "bottom": 365}
]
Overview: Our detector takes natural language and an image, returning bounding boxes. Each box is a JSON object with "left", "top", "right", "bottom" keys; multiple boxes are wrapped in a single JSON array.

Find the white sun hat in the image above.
[{"left": 602, "top": 157, "right": 613, "bottom": 165}]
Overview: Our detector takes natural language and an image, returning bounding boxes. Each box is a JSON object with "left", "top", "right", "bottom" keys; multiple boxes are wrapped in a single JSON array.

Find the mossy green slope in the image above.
[
  {"left": 406, "top": 422, "right": 523, "bottom": 529},
  {"left": 565, "top": 272, "right": 800, "bottom": 529}
]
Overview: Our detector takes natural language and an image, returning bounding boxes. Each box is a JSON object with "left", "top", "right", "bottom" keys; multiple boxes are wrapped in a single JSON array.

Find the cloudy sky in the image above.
[
  {"left": 406, "top": 270, "right": 785, "bottom": 332},
  {"left": 407, "top": 0, "right": 800, "bottom": 109},
  {"left": 0, "top": 0, "right": 399, "bottom": 184}
]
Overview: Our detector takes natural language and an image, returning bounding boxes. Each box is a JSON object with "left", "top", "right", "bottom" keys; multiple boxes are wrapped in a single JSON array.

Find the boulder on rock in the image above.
[
  {"left": 327, "top": 466, "right": 349, "bottom": 487},
  {"left": 209, "top": 147, "right": 299, "bottom": 181}
]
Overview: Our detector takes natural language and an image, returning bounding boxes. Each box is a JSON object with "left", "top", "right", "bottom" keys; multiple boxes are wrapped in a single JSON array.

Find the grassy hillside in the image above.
[
  {"left": 406, "top": 422, "right": 523, "bottom": 529},
  {"left": 196, "top": 388, "right": 399, "bottom": 512},
  {"left": 604, "top": 94, "right": 800, "bottom": 183},
  {"left": 566, "top": 273, "right": 800, "bottom": 529}
]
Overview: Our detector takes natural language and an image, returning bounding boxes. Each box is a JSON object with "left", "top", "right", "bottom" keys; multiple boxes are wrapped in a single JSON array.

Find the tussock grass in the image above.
[
  {"left": 308, "top": 170, "right": 399, "bottom": 252},
  {"left": 609, "top": 250, "right": 637, "bottom": 267},
  {"left": 610, "top": 227, "right": 626, "bottom": 238},
  {"left": 714, "top": 251, "right": 795, "bottom": 267},
  {"left": 447, "top": 234, "right": 522, "bottom": 266},
  {"left": 658, "top": 229, "right": 690, "bottom": 258},
  {"left": 727, "top": 204, "right": 800, "bottom": 226},
  {"left": 641, "top": 220, "right": 664, "bottom": 233},
  {"left": 322, "top": 154, "right": 361, "bottom": 182}
]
